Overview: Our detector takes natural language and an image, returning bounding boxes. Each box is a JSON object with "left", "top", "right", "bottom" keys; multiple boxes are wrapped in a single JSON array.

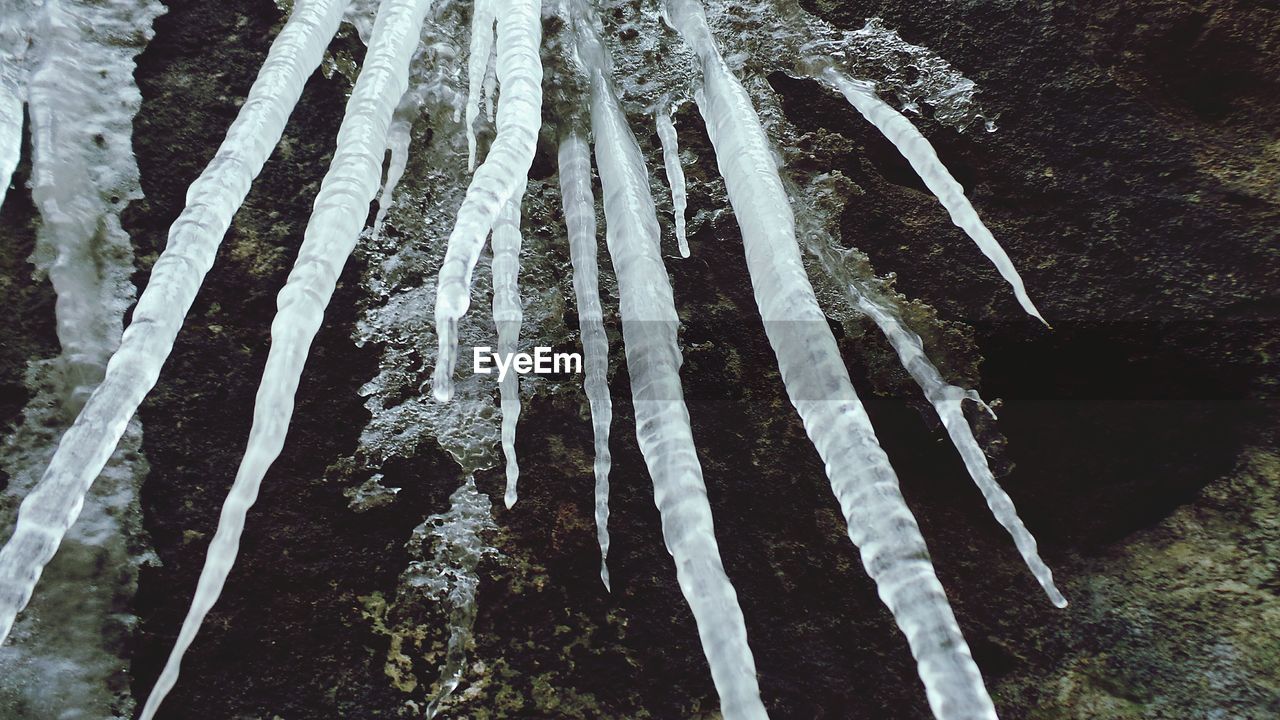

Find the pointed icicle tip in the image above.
[
  {"left": 600, "top": 562, "right": 612, "bottom": 593},
  {"left": 1024, "top": 297, "right": 1052, "bottom": 330}
]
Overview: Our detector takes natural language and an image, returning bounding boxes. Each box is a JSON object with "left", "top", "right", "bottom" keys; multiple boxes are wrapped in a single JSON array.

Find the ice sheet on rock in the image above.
[
  {"left": 570, "top": 2, "right": 768, "bottom": 717},
  {"left": 655, "top": 101, "right": 690, "bottom": 257},
  {"left": 820, "top": 68, "right": 1046, "bottom": 324},
  {"left": 558, "top": 131, "right": 613, "bottom": 591},
  {"left": 433, "top": 0, "right": 542, "bottom": 401},
  {"left": 138, "top": 1, "right": 432, "bottom": 716},
  {"left": 665, "top": 1, "right": 998, "bottom": 718},
  {"left": 404, "top": 476, "right": 498, "bottom": 718}
]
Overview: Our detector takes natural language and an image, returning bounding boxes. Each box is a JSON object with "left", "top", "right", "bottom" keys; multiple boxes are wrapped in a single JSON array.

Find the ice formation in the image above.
[
  {"left": 464, "top": 0, "right": 494, "bottom": 170},
  {"left": 569, "top": 2, "right": 768, "bottom": 717},
  {"left": 819, "top": 67, "right": 1046, "bottom": 325},
  {"left": 0, "top": 0, "right": 346, "bottom": 652},
  {"left": 851, "top": 289, "right": 1066, "bottom": 607},
  {"left": 558, "top": 131, "right": 614, "bottom": 590},
  {"left": 655, "top": 101, "right": 690, "bottom": 257},
  {"left": 432, "top": 0, "right": 542, "bottom": 401},
  {"left": 138, "top": 0, "right": 433, "bottom": 716},
  {"left": 0, "top": 0, "right": 1066, "bottom": 717},
  {"left": 0, "top": 87, "right": 17, "bottom": 212},
  {"left": 0, "top": 0, "right": 162, "bottom": 715},
  {"left": 405, "top": 476, "right": 499, "bottom": 717},
  {"left": 492, "top": 187, "right": 525, "bottom": 508},
  {"left": 665, "top": 0, "right": 999, "bottom": 717}
]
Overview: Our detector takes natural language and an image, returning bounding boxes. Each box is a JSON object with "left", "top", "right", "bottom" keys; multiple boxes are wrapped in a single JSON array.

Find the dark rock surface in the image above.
[{"left": 1, "top": 0, "right": 1276, "bottom": 718}]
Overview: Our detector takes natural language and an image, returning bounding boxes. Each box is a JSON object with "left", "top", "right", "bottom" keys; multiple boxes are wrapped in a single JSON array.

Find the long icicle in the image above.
[
  {"left": 464, "top": 0, "right": 494, "bottom": 171},
  {"left": 492, "top": 185, "right": 525, "bottom": 508},
  {"left": 558, "top": 131, "right": 613, "bottom": 591},
  {"left": 665, "top": 1, "right": 997, "bottom": 718},
  {"left": 570, "top": 3, "right": 768, "bottom": 717},
  {"left": 850, "top": 289, "right": 1066, "bottom": 607},
  {"left": 820, "top": 67, "right": 1048, "bottom": 326},
  {"left": 655, "top": 101, "right": 690, "bottom": 257},
  {"left": 432, "top": 0, "right": 541, "bottom": 401},
  {"left": 0, "top": 0, "right": 349, "bottom": 646},
  {"left": 137, "top": 0, "right": 431, "bottom": 715}
]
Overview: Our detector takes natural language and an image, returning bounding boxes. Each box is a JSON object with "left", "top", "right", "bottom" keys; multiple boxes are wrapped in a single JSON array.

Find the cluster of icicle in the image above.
[
  {"left": 0, "top": 0, "right": 1070, "bottom": 718},
  {"left": 0, "top": 0, "right": 161, "bottom": 717}
]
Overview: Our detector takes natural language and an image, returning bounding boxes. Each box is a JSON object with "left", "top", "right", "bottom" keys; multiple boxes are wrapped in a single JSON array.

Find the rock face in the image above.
[{"left": 0, "top": 0, "right": 1276, "bottom": 718}]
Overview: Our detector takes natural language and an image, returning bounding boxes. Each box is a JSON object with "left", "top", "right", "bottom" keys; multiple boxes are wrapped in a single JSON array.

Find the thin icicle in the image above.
[
  {"left": 492, "top": 185, "right": 525, "bottom": 508},
  {"left": 482, "top": 41, "right": 497, "bottom": 122},
  {"left": 137, "top": 1, "right": 431, "bottom": 716},
  {"left": 820, "top": 67, "right": 1047, "bottom": 326},
  {"left": 464, "top": 0, "right": 494, "bottom": 171},
  {"left": 374, "top": 70, "right": 431, "bottom": 236},
  {"left": 0, "top": 0, "right": 347, "bottom": 647},
  {"left": 655, "top": 102, "right": 690, "bottom": 257},
  {"left": 0, "top": 83, "right": 18, "bottom": 210},
  {"left": 665, "top": 2, "right": 997, "bottom": 718},
  {"left": 432, "top": 0, "right": 542, "bottom": 401},
  {"left": 850, "top": 290, "right": 1066, "bottom": 607},
  {"left": 570, "top": 3, "right": 767, "bottom": 717},
  {"left": 558, "top": 131, "right": 613, "bottom": 591}
]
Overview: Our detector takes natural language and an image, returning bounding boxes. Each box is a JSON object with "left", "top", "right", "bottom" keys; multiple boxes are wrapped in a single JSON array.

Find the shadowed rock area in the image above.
[{"left": 0, "top": 0, "right": 1276, "bottom": 718}]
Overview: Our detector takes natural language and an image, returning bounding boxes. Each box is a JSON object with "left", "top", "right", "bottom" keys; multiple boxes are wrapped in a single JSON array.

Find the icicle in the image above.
[
  {"left": 0, "top": 83, "right": 18, "bottom": 210},
  {"left": 655, "top": 102, "right": 690, "bottom": 257},
  {"left": 492, "top": 185, "right": 525, "bottom": 508},
  {"left": 432, "top": 0, "right": 542, "bottom": 402},
  {"left": 464, "top": 0, "right": 494, "bottom": 171},
  {"left": 570, "top": 3, "right": 768, "bottom": 717},
  {"left": 0, "top": 0, "right": 347, "bottom": 647},
  {"left": 483, "top": 42, "right": 497, "bottom": 123},
  {"left": 851, "top": 290, "right": 1066, "bottom": 607},
  {"left": 820, "top": 67, "right": 1047, "bottom": 326},
  {"left": 665, "top": 2, "right": 997, "bottom": 718},
  {"left": 137, "top": 1, "right": 431, "bottom": 716},
  {"left": 373, "top": 72, "right": 430, "bottom": 236},
  {"left": 558, "top": 131, "right": 613, "bottom": 591}
]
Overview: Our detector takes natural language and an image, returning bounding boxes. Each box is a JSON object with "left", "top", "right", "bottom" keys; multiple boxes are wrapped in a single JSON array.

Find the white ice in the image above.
[
  {"left": 655, "top": 102, "right": 690, "bottom": 257},
  {"left": 138, "top": 0, "right": 432, "bottom": 716},
  {"left": 0, "top": 0, "right": 348, "bottom": 648},
  {"left": 821, "top": 67, "right": 1047, "bottom": 326},
  {"left": 433, "top": 0, "right": 542, "bottom": 401},
  {"left": 571, "top": 2, "right": 769, "bottom": 717},
  {"left": 666, "top": 1, "right": 998, "bottom": 717},
  {"left": 464, "top": 0, "right": 494, "bottom": 170},
  {"left": 852, "top": 290, "right": 1066, "bottom": 607},
  {"left": 558, "top": 131, "right": 614, "bottom": 591},
  {"left": 492, "top": 186, "right": 525, "bottom": 508}
]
